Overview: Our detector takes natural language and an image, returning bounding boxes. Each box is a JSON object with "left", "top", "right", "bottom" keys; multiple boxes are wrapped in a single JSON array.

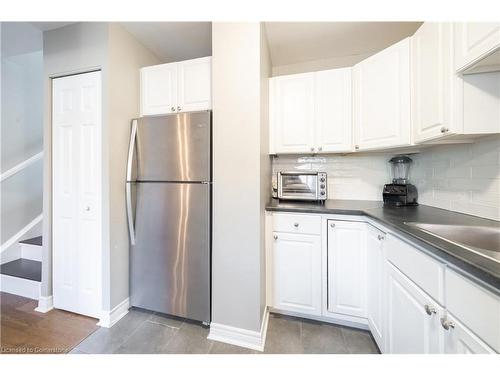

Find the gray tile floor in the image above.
[{"left": 71, "top": 309, "right": 379, "bottom": 354}]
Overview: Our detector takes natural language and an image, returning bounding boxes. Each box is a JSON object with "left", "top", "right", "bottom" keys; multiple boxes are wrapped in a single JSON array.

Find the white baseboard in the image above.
[
  {"left": 21, "top": 243, "right": 42, "bottom": 261},
  {"left": 0, "top": 274, "right": 40, "bottom": 300},
  {"left": 35, "top": 295, "right": 54, "bottom": 313},
  {"left": 208, "top": 307, "right": 270, "bottom": 352},
  {"left": 270, "top": 307, "right": 370, "bottom": 330},
  {"left": 97, "top": 297, "right": 130, "bottom": 328}
]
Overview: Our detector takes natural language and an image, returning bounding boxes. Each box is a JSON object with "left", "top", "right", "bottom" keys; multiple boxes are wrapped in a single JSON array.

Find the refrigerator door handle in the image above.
[
  {"left": 127, "top": 119, "right": 138, "bottom": 182},
  {"left": 126, "top": 182, "right": 136, "bottom": 246},
  {"left": 126, "top": 119, "right": 138, "bottom": 245}
]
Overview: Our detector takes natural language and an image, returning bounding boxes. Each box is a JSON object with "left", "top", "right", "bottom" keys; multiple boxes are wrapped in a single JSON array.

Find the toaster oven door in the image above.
[{"left": 279, "top": 173, "right": 318, "bottom": 200}]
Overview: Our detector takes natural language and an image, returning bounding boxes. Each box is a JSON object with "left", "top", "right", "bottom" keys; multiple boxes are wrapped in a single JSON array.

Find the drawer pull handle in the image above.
[
  {"left": 273, "top": 234, "right": 278, "bottom": 240},
  {"left": 293, "top": 223, "right": 299, "bottom": 228},
  {"left": 424, "top": 304, "right": 437, "bottom": 316},
  {"left": 330, "top": 223, "right": 335, "bottom": 228},
  {"left": 440, "top": 317, "right": 455, "bottom": 330},
  {"left": 377, "top": 234, "right": 385, "bottom": 241}
]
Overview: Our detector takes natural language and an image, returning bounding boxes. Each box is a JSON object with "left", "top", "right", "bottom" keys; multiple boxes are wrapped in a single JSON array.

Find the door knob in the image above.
[
  {"left": 440, "top": 317, "right": 455, "bottom": 330},
  {"left": 424, "top": 304, "right": 437, "bottom": 316}
]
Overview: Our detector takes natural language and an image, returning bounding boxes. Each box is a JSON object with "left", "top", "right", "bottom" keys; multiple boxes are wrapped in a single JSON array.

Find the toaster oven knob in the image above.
[
  {"left": 320, "top": 177, "right": 325, "bottom": 183},
  {"left": 320, "top": 184, "right": 325, "bottom": 189},
  {"left": 320, "top": 191, "right": 326, "bottom": 195}
]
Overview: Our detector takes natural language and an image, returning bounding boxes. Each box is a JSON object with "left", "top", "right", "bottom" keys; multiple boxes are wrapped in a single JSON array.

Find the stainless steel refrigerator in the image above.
[{"left": 126, "top": 111, "right": 211, "bottom": 323}]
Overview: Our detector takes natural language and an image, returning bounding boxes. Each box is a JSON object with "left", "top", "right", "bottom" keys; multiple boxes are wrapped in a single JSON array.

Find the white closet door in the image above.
[{"left": 53, "top": 71, "right": 102, "bottom": 318}]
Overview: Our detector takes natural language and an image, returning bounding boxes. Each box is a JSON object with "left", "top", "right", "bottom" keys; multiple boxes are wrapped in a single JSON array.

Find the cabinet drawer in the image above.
[
  {"left": 386, "top": 234, "right": 445, "bottom": 304},
  {"left": 445, "top": 269, "right": 500, "bottom": 352},
  {"left": 273, "top": 213, "right": 321, "bottom": 235}
]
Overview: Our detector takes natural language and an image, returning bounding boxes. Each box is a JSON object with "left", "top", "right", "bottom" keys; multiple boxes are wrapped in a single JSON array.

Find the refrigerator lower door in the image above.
[{"left": 130, "top": 182, "right": 210, "bottom": 322}]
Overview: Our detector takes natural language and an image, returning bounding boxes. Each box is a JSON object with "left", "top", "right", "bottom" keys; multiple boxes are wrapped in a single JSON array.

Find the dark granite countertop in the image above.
[{"left": 266, "top": 199, "right": 500, "bottom": 294}]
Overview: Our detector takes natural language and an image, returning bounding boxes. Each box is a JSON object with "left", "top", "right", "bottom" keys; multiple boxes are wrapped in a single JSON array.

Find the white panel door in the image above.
[
  {"left": 412, "top": 23, "right": 457, "bottom": 142},
  {"left": 387, "top": 264, "right": 443, "bottom": 354},
  {"left": 177, "top": 56, "right": 212, "bottom": 112},
  {"left": 53, "top": 71, "right": 102, "bottom": 318},
  {"left": 315, "top": 68, "right": 353, "bottom": 153},
  {"left": 272, "top": 232, "right": 322, "bottom": 316},
  {"left": 443, "top": 313, "right": 496, "bottom": 354},
  {"left": 366, "top": 225, "right": 386, "bottom": 352},
  {"left": 327, "top": 220, "right": 367, "bottom": 318},
  {"left": 353, "top": 38, "right": 411, "bottom": 151},
  {"left": 271, "top": 73, "right": 315, "bottom": 154},
  {"left": 140, "top": 63, "right": 178, "bottom": 116},
  {"left": 455, "top": 22, "right": 500, "bottom": 72}
]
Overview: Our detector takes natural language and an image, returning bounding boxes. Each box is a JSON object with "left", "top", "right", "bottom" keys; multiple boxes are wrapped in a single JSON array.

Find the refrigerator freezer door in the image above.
[
  {"left": 130, "top": 182, "right": 210, "bottom": 322},
  {"left": 135, "top": 111, "right": 211, "bottom": 182}
]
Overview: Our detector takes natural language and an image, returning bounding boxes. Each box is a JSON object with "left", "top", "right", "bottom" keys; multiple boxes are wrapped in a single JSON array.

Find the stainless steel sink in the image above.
[{"left": 405, "top": 222, "right": 500, "bottom": 263}]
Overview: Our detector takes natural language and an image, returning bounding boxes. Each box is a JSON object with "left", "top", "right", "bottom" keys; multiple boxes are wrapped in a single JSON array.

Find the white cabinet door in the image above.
[
  {"left": 177, "top": 56, "right": 212, "bottom": 112},
  {"left": 315, "top": 68, "right": 353, "bottom": 153},
  {"left": 366, "top": 225, "right": 386, "bottom": 352},
  {"left": 443, "top": 313, "right": 496, "bottom": 354},
  {"left": 387, "top": 264, "right": 443, "bottom": 354},
  {"left": 272, "top": 232, "right": 322, "bottom": 316},
  {"left": 140, "top": 63, "right": 178, "bottom": 116},
  {"left": 412, "top": 23, "right": 457, "bottom": 143},
  {"left": 353, "top": 38, "right": 411, "bottom": 151},
  {"left": 271, "top": 73, "right": 315, "bottom": 154},
  {"left": 52, "top": 71, "right": 102, "bottom": 319},
  {"left": 327, "top": 220, "right": 367, "bottom": 318},
  {"left": 455, "top": 22, "right": 500, "bottom": 72}
]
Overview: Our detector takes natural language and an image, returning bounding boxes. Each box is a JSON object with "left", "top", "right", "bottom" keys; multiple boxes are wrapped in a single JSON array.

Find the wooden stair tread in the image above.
[{"left": 0, "top": 259, "right": 41, "bottom": 282}]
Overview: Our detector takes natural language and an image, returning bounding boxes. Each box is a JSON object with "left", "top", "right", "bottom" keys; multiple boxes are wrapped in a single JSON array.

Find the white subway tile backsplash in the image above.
[{"left": 271, "top": 135, "right": 500, "bottom": 221}]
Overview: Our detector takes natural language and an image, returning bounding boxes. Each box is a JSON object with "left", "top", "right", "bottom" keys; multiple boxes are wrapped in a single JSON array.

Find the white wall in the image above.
[
  {"left": 271, "top": 135, "right": 500, "bottom": 221},
  {"left": 212, "top": 22, "right": 268, "bottom": 332},
  {"left": 105, "top": 23, "right": 161, "bottom": 309},
  {"left": 1, "top": 22, "right": 43, "bottom": 261},
  {"left": 412, "top": 136, "right": 500, "bottom": 221}
]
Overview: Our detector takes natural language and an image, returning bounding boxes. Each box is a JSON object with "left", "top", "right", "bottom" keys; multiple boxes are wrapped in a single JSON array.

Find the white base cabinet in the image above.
[
  {"left": 327, "top": 220, "right": 367, "bottom": 318},
  {"left": 387, "top": 263, "right": 443, "bottom": 353},
  {"left": 366, "top": 224, "right": 386, "bottom": 352},
  {"left": 267, "top": 212, "right": 498, "bottom": 354},
  {"left": 272, "top": 232, "right": 322, "bottom": 316}
]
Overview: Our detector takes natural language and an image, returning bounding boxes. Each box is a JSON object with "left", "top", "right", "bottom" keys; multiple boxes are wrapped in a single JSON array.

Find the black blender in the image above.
[{"left": 383, "top": 155, "right": 418, "bottom": 206}]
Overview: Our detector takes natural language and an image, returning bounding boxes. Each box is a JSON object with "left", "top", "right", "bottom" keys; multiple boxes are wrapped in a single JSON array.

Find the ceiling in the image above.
[
  {"left": 264, "top": 22, "right": 422, "bottom": 67},
  {"left": 121, "top": 22, "right": 212, "bottom": 62}
]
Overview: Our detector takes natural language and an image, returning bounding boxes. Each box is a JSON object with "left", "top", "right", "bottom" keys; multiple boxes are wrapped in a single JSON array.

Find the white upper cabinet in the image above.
[
  {"left": 141, "top": 63, "right": 178, "bottom": 116},
  {"left": 177, "top": 56, "right": 212, "bottom": 112},
  {"left": 270, "top": 68, "right": 352, "bottom": 154},
  {"left": 353, "top": 37, "right": 411, "bottom": 151},
  {"left": 411, "top": 23, "right": 456, "bottom": 143},
  {"left": 315, "top": 68, "right": 353, "bottom": 153},
  {"left": 454, "top": 22, "right": 500, "bottom": 73},
  {"left": 327, "top": 220, "right": 367, "bottom": 318},
  {"left": 270, "top": 73, "right": 315, "bottom": 154},
  {"left": 140, "top": 56, "right": 212, "bottom": 116}
]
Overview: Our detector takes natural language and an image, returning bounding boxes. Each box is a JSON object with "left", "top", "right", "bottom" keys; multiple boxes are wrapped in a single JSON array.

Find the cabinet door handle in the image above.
[
  {"left": 318, "top": 146, "right": 323, "bottom": 152},
  {"left": 293, "top": 222, "right": 299, "bottom": 228},
  {"left": 310, "top": 147, "right": 315, "bottom": 152},
  {"left": 355, "top": 145, "right": 359, "bottom": 150},
  {"left": 330, "top": 223, "right": 335, "bottom": 228},
  {"left": 440, "top": 317, "right": 455, "bottom": 330},
  {"left": 171, "top": 106, "right": 176, "bottom": 112},
  {"left": 177, "top": 106, "right": 182, "bottom": 112},
  {"left": 377, "top": 234, "right": 385, "bottom": 241},
  {"left": 424, "top": 304, "right": 437, "bottom": 316},
  {"left": 273, "top": 234, "right": 278, "bottom": 240},
  {"left": 440, "top": 126, "right": 449, "bottom": 133}
]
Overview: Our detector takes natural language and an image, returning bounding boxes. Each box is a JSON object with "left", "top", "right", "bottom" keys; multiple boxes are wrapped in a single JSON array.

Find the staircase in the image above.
[{"left": 0, "top": 236, "right": 42, "bottom": 299}]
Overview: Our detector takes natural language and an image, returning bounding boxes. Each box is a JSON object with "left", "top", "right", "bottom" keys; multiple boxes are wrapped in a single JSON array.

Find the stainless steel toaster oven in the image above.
[{"left": 277, "top": 171, "right": 327, "bottom": 201}]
